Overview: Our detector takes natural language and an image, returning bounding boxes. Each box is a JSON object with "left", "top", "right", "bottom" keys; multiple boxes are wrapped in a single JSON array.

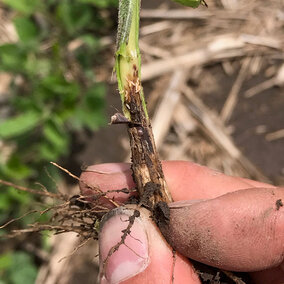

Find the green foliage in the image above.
[
  {"left": 0, "top": 111, "right": 42, "bottom": 139},
  {"left": 0, "top": 0, "right": 117, "bottom": 182},
  {"left": 13, "top": 17, "right": 39, "bottom": 43},
  {"left": 1, "top": 0, "right": 41, "bottom": 15},
  {"left": 0, "top": 252, "right": 37, "bottom": 284},
  {"left": 0, "top": 0, "right": 117, "bottom": 282},
  {"left": 173, "top": 0, "right": 207, "bottom": 8},
  {"left": 80, "top": 0, "right": 117, "bottom": 8}
]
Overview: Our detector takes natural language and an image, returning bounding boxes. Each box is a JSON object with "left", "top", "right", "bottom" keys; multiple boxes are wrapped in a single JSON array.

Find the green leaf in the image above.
[
  {"left": 13, "top": 17, "right": 38, "bottom": 43},
  {"left": 41, "top": 75, "right": 79, "bottom": 99},
  {"left": 7, "top": 187, "right": 31, "bottom": 205},
  {"left": 56, "top": 2, "right": 92, "bottom": 36},
  {"left": 43, "top": 122, "right": 68, "bottom": 150},
  {"left": 37, "top": 163, "right": 61, "bottom": 190},
  {"left": 9, "top": 252, "right": 37, "bottom": 284},
  {"left": 0, "top": 253, "right": 12, "bottom": 271},
  {"left": 25, "top": 58, "right": 51, "bottom": 77},
  {"left": 38, "top": 143, "right": 60, "bottom": 160},
  {"left": 2, "top": 0, "right": 40, "bottom": 14},
  {"left": 0, "top": 111, "right": 41, "bottom": 139},
  {"left": 78, "top": 0, "right": 117, "bottom": 8},
  {"left": 72, "top": 84, "right": 106, "bottom": 130},
  {"left": 3, "top": 155, "right": 32, "bottom": 180},
  {"left": 0, "top": 192, "right": 12, "bottom": 211},
  {"left": 0, "top": 44, "right": 26, "bottom": 72},
  {"left": 41, "top": 232, "right": 52, "bottom": 252},
  {"left": 172, "top": 0, "right": 206, "bottom": 8}
]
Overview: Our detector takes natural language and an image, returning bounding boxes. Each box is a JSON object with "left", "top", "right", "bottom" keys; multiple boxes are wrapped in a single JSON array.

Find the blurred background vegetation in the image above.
[{"left": 0, "top": 0, "right": 117, "bottom": 283}]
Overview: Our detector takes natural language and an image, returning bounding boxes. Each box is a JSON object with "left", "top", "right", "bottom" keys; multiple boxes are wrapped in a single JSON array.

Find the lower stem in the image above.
[
  {"left": 125, "top": 66, "right": 172, "bottom": 210},
  {"left": 116, "top": 0, "right": 172, "bottom": 211}
]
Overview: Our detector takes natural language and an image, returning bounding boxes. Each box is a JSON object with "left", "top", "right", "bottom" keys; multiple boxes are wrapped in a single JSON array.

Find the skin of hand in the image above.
[{"left": 80, "top": 161, "right": 284, "bottom": 284}]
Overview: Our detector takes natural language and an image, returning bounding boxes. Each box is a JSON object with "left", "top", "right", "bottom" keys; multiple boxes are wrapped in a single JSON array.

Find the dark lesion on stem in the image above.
[{"left": 123, "top": 65, "right": 172, "bottom": 213}]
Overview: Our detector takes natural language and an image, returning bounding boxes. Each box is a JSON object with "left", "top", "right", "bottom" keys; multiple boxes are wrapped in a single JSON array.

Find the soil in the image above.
[{"left": 197, "top": 63, "right": 284, "bottom": 183}]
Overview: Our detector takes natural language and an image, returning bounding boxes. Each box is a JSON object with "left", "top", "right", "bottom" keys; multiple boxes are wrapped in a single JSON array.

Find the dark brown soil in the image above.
[{"left": 197, "top": 63, "right": 284, "bottom": 183}]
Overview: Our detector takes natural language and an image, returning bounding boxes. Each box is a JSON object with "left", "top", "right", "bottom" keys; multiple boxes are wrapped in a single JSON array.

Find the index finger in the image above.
[{"left": 79, "top": 161, "right": 275, "bottom": 203}]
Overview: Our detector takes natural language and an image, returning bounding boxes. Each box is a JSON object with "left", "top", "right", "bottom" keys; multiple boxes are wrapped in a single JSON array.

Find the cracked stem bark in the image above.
[{"left": 115, "top": 0, "right": 172, "bottom": 209}]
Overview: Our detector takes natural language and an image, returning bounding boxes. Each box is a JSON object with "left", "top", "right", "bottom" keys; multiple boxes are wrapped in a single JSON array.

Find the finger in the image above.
[
  {"left": 160, "top": 187, "right": 284, "bottom": 272},
  {"left": 250, "top": 263, "right": 284, "bottom": 284},
  {"left": 80, "top": 161, "right": 274, "bottom": 203},
  {"left": 80, "top": 163, "right": 136, "bottom": 204},
  {"left": 162, "top": 161, "right": 275, "bottom": 200},
  {"left": 99, "top": 206, "right": 201, "bottom": 284}
]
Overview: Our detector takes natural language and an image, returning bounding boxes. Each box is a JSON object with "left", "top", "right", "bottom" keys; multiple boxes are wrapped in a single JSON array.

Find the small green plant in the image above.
[{"left": 0, "top": 252, "right": 37, "bottom": 284}]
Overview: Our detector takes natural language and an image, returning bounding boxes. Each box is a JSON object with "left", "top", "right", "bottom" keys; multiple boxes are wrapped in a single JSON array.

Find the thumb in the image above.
[
  {"left": 99, "top": 205, "right": 200, "bottom": 284},
  {"left": 161, "top": 187, "right": 284, "bottom": 272}
]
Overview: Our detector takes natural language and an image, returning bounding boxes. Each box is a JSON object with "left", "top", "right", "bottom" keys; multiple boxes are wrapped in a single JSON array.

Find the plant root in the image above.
[{"left": 101, "top": 208, "right": 141, "bottom": 275}]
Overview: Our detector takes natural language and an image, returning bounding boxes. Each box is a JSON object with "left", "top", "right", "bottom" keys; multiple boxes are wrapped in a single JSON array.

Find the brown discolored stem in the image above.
[
  {"left": 125, "top": 65, "right": 172, "bottom": 209},
  {"left": 115, "top": 0, "right": 172, "bottom": 211}
]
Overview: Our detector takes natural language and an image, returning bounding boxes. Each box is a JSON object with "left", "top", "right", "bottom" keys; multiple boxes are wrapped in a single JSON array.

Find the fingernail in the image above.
[
  {"left": 100, "top": 276, "right": 108, "bottom": 284},
  {"left": 85, "top": 163, "right": 131, "bottom": 174},
  {"left": 99, "top": 208, "right": 149, "bottom": 284}
]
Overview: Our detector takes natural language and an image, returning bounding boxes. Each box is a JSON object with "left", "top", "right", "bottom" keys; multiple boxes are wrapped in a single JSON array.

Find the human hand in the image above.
[{"left": 80, "top": 161, "right": 284, "bottom": 284}]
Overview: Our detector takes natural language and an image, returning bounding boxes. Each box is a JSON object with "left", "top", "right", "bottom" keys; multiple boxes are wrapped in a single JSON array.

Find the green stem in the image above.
[{"left": 115, "top": 0, "right": 147, "bottom": 121}]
